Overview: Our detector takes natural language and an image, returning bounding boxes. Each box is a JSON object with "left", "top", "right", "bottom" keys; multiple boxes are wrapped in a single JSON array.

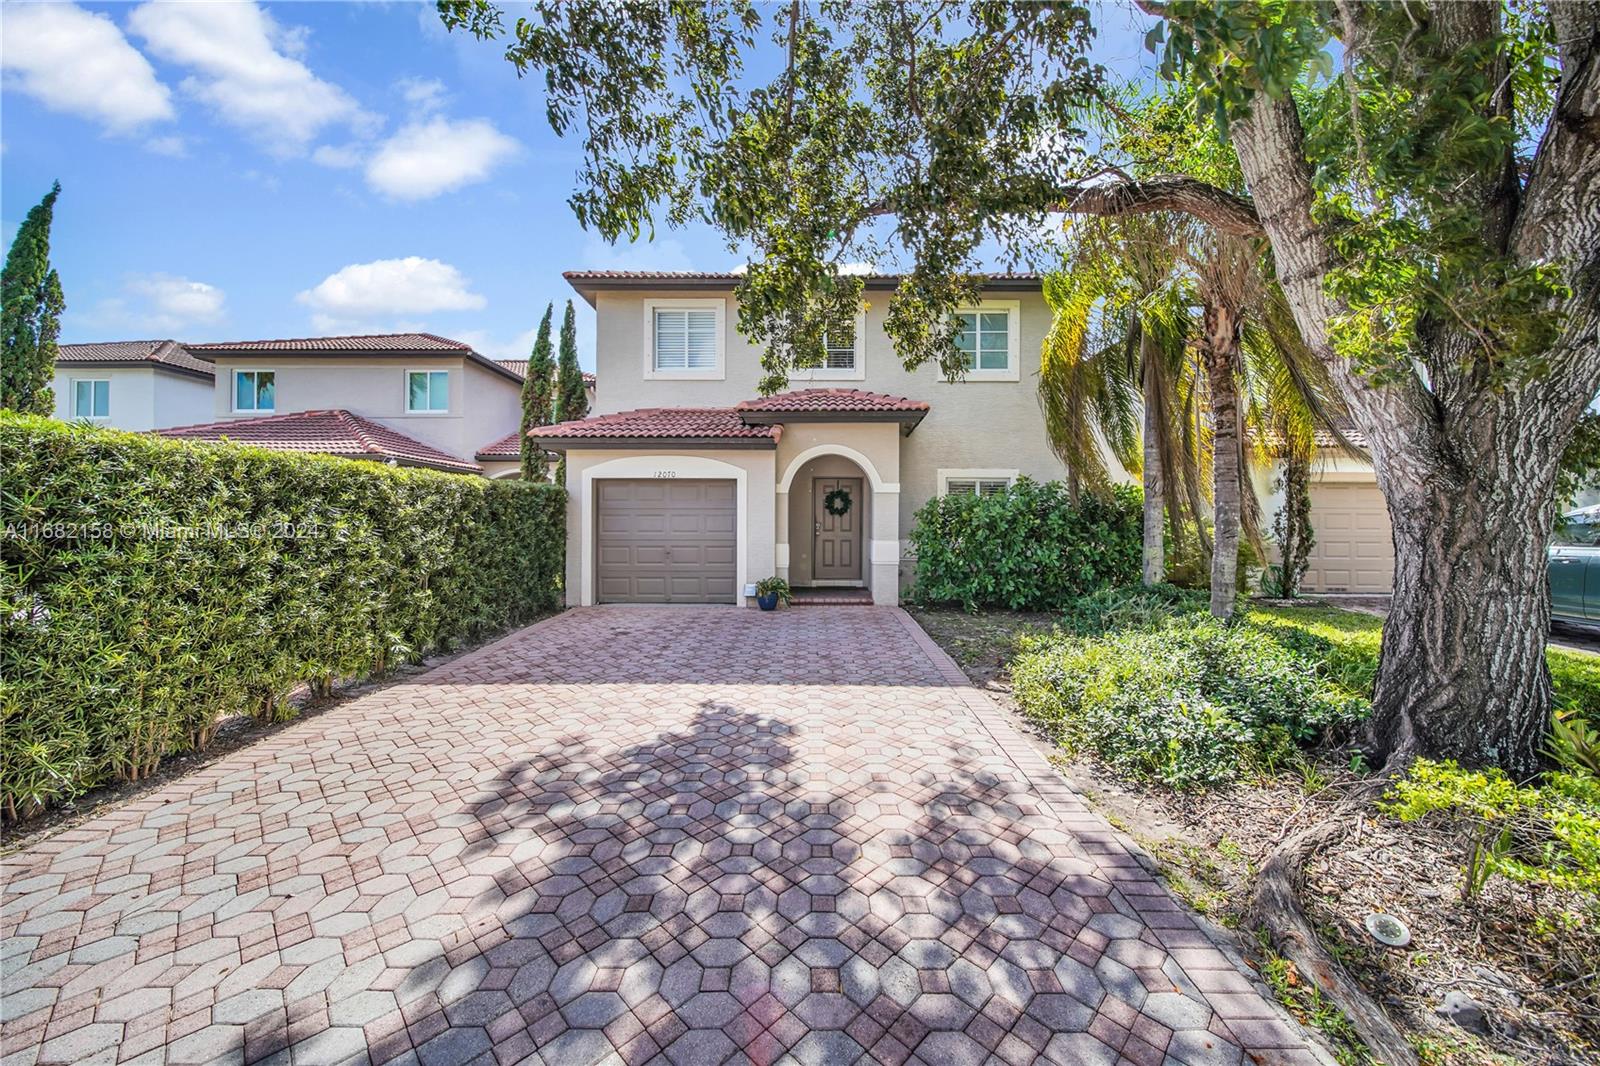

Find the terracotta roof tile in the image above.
[
  {"left": 57, "top": 339, "right": 214, "bottom": 378},
  {"left": 562, "top": 270, "right": 1042, "bottom": 282},
  {"left": 528, "top": 407, "right": 777, "bottom": 446},
  {"left": 735, "top": 388, "right": 929, "bottom": 414},
  {"left": 187, "top": 332, "right": 470, "bottom": 353},
  {"left": 157, "top": 410, "right": 480, "bottom": 473},
  {"left": 476, "top": 430, "right": 527, "bottom": 460},
  {"left": 494, "top": 359, "right": 596, "bottom": 386}
]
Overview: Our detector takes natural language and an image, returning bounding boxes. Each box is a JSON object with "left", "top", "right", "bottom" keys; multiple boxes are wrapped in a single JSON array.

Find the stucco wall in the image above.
[
  {"left": 561, "top": 447, "right": 778, "bottom": 607},
  {"left": 51, "top": 366, "right": 212, "bottom": 432},
  {"left": 207, "top": 356, "right": 522, "bottom": 463},
  {"left": 590, "top": 286, "right": 1130, "bottom": 550}
]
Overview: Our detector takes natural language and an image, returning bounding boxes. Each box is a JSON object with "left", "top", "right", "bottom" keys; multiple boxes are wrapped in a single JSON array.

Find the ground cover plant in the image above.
[{"left": 0, "top": 414, "right": 565, "bottom": 818}]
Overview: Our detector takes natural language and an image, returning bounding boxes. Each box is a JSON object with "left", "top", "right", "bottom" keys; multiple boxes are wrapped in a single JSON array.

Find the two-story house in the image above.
[
  {"left": 151, "top": 333, "right": 526, "bottom": 476},
  {"left": 530, "top": 270, "right": 1094, "bottom": 608},
  {"left": 53, "top": 340, "right": 216, "bottom": 431}
]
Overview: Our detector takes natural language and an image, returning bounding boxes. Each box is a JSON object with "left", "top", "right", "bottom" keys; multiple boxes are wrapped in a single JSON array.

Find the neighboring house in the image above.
[
  {"left": 493, "top": 358, "right": 597, "bottom": 410},
  {"left": 53, "top": 340, "right": 215, "bottom": 431},
  {"left": 150, "top": 333, "right": 524, "bottom": 476},
  {"left": 535, "top": 270, "right": 1090, "bottom": 607},
  {"left": 475, "top": 360, "right": 600, "bottom": 478}
]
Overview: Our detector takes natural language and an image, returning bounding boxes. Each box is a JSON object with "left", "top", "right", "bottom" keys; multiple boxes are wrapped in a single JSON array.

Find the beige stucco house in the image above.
[
  {"left": 533, "top": 269, "right": 1393, "bottom": 608},
  {"left": 53, "top": 340, "right": 216, "bottom": 432}
]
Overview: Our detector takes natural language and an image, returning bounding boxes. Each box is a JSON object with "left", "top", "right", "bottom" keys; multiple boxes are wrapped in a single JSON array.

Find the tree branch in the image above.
[{"left": 863, "top": 175, "right": 1265, "bottom": 237}]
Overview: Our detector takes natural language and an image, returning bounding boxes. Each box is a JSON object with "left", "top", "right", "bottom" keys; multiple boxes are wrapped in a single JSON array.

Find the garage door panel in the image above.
[
  {"left": 1302, "top": 480, "right": 1394, "bottom": 593},
  {"left": 596, "top": 478, "right": 737, "bottom": 604}
]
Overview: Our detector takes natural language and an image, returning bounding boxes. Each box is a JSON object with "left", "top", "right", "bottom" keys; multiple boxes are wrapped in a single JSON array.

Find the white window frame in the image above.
[
  {"left": 791, "top": 306, "right": 867, "bottom": 382},
  {"left": 946, "top": 299, "right": 1021, "bottom": 382},
  {"left": 231, "top": 368, "right": 277, "bottom": 414},
  {"left": 71, "top": 377, "right": 111, "bottom": 421},
  {"left": 937, "top": 468, "right": 1019, "bottom": 497},
  {"left": 643, "top": 298, "right": 726, "bottom": 381},
  {"left": 405, "top": 368, "right": 452, "bottom": 414}
]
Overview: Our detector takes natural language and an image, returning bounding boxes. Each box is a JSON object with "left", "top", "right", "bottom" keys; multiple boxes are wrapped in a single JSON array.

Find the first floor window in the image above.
[
  {"left": 73, "top": 379, "right": 110, "bottom": 419},
  {"left": 953, "top": 310, "right": 1011, "bottom": 372},
  {"left": 945, "top": 477, "right": 1012, "bottom": 497},
  {"left": 407, "top": 370, "right": 450, "bottom": 412},
  {"left": 234, "top": 370, "right": 275, "bottom": 412},
  {"left": 653, "top": 308, "right": 719, "bottom": 371}
]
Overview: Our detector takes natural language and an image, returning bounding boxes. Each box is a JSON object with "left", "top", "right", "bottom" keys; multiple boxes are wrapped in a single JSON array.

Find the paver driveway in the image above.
[{"left": 2, "top": 607, "right": 1325, "bottom": 1066}]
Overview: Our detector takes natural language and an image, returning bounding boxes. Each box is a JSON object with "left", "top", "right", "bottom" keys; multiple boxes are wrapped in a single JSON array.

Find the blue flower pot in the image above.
[{"left": 757, "top": 592, "right": 779, "bottom": 611}]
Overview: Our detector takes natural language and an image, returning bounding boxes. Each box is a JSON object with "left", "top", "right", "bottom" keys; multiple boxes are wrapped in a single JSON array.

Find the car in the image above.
[{"left": 1551, "top": 505, "right": 1600, "bottom": 628}]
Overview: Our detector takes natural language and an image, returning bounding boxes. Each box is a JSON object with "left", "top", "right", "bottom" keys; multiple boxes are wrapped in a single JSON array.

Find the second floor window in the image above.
[
  {"left": 73, "top": 379, "right": 110, "bottom": 419},
  {"left": 653, "top": 308, "right": 718, "bottom": 371},
  {"left": 954, "top": 310, "right": 1011, "bottom": 372},
  {"left": 824, "top": 322, "right": 856, "bottom": 370},
  {"left": 407, "top": 370, "right": 450, "bottom": 412},
  {"left": 233, "top": 370, "right": 275, "bottom": 412}
]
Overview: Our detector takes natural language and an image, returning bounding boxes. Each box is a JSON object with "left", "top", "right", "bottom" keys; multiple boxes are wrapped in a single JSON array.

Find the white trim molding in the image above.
[
  {"left": 578, "top": 454, "right": 749, "bottom": 607},
  {"left": 942, "top": 299, "right": 1022, "bottom": 382},
  {"left": 69, "top": 376, "right": 112, "bottom": 421},
  {"left": 777, "top": 443, "right": 897, "bottom": 494},
  {"left": 230, "top": 367, "right": 277, "bottom": 414},
  {"left": 790, "top": 306, "right": 867, "bottom": 382},
  {"left": 870, "top": 539, "right": 902, "bottom": 563},
  {"left": 642, "top": 297, "right": 727, "bottom": 381},
  {"left": 404, "top": 367, "right": 452, "bottom": 414},
  {"left": 937, "top": 468, "right": 1019, "bottom": 496}
]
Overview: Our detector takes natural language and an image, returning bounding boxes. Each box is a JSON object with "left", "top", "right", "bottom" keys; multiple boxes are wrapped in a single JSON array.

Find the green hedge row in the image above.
[
  {"left": 907, "top": 480, "right": 1142, "bottom": 610},
  {"left": 0, "top": 414, "right": 565, "bottom": 818}
]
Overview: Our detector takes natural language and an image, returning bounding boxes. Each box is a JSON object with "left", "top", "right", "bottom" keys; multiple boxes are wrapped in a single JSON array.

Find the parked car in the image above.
[{"left": 1551, "top": 505, "right": 1600, "bottom": 627}]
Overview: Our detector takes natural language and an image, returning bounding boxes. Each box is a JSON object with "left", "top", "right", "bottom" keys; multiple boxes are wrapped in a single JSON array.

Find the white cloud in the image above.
[
  {"left": 144, "top": 135, "right": 188, "bottom": 158},
  {"left": 84, "top": 273, "right": 227, "bottom": 333},
  {"left": 0, "top": 3, "right": 174, "bottom": 134},
  {"left": 311, "top": 143, "right": 363, "bottom": 169},
  {"left": 453, "top": 327, "right": 539, "bottom": 362},
  {"left": 365, "top": 116, "right": 518, "bottom": 201},
  {"left": 297, "top": 257, "right": 486, "bottom": 331},
  {"left": 128, "top": 1, "right": 366, "bottom": 156},
  {"left": 397, "top": 76, "right": 447, "bottom": 113}
]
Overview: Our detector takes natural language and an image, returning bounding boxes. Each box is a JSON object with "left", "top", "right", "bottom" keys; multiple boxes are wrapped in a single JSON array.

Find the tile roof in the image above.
[
  {"left": 736, "top": 388, "right": 929, "bottom": 414},
  {"left": 476, "top": 430, "right": 527, "bottom": 460},
  {"left": 563, "top": 270, "right": 1042, "bottom": 282},
  {"left": 156, "top": 410, "right": 481, "bottom": 473},
  {"left": 56, "top": 339, "right": 214, "bottom": 378},
  {"left": 187, "top": 333, "right": 471, "bottom": 353},
  {"left": 528, "top": 407, "right": 778, "bottom": 447},
  {"left": 494, "top": 359, "right": 596, "bottom": 387}
]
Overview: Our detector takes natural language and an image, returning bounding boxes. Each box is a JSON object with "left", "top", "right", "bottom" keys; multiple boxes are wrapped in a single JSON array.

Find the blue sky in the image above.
[{"left": 2, "top": 1, "right": 1157, "bottom": 369}]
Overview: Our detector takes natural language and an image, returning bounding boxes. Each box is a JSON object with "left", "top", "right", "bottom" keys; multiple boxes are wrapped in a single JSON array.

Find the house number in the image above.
[{"left": 654, "top": 470, "right": 677, "bottom": 479}]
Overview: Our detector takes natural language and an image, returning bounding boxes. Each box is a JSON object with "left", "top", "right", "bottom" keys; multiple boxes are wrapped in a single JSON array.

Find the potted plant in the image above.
[{"left": 754, "top": 577, "right": 792, "bottom": 611}]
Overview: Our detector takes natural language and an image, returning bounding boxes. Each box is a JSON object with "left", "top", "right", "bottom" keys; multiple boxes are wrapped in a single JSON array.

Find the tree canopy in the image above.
[{"left": 1, "top": 181, "right": 65, "bottom": 416}]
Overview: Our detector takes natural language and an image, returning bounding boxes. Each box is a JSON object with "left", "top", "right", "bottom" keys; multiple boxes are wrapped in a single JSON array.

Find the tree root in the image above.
[{"left": 1248, "top": 779, "right": 1419, "bottom": 1066}]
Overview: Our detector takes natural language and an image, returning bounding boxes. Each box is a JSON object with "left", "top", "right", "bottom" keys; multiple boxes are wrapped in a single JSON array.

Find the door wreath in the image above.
[{"left": 823, "top": 487, "right": 854, "bottom": 517}]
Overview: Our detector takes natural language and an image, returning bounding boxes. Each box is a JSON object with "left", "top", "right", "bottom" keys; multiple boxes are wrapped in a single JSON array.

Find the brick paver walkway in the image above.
[{"left": 2, "top": 607, "right": 1326, "bottom": 1066}]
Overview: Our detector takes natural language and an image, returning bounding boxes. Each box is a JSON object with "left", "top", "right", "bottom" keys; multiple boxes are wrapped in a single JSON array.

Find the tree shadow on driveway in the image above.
[{"left": 376, "top": 698, "right": 1260, "bottom": 1066}]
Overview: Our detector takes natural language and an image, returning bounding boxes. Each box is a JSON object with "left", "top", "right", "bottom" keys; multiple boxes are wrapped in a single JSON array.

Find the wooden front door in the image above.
[{"left": 812, "top": 477, "right": 863, "bottom": 583}]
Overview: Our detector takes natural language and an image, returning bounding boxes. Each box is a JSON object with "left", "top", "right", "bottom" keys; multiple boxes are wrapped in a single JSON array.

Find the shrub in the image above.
[
  {"left": 0, "top": 414, "right": 565, "bottom": 818},
  {"left": 1011, "top": 617, "right": 1369, "bottom": 789},
  {"left": 908, "top": 480, "right": 1141, "bottom": 611},
  {"left": 1056, "top": 583, "right": 1207, "bottom": 635},
  {"left": 1383, "top": 757, "right": 1600, "bottom": 899}
]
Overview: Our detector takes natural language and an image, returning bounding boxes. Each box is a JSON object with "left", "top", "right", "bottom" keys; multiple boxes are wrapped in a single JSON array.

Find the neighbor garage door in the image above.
[
  {"left": 595, "top": 479, "right": 736, "bottom": 603},
  {"left": 1303, "top": 481, "right": 1394, "bottom": 593}
]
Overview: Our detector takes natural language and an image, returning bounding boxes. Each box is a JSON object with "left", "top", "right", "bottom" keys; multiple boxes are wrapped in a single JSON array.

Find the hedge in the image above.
[
  {"left": 907, "top": 479, "right": 1142, "bottom": 610},
  {"left": 0, "top": 414, "right": 565, "bottom": 818}
]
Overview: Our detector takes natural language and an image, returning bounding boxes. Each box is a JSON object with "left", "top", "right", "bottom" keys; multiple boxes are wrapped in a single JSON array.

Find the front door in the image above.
[{"left": 812, "top": 477, "right": 863, "bottom": 583}]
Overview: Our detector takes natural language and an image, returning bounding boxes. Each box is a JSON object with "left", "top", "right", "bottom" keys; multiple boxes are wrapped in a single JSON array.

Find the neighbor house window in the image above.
[
  {"left": 653, "top": 309, "right": 719, "bottom": 371},
  {"left": 233, "top": 369, "right": 275, "bottom": 412},
  {"left": 953, "top": 310, "right": 1012, "bottom": 372},
  {"left": 407, "top": 370, "right": 450, "bottom": 412},
  {"left": 73, "top": 379, "right": 110, "bottom": 420},
  {"left": 939, "top": 469, "right": 1018, "bottom": 497}
]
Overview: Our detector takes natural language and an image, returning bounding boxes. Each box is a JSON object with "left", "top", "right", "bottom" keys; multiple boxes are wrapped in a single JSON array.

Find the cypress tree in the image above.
[
  {"left": 553, "top": 300, "right": 588, "bottom": 486},
  {"left": 2, "top": 182, "right": 65, "bottom": 415},
  {"left": 519, "top": 304, "right": 556, "bottom": 480}
]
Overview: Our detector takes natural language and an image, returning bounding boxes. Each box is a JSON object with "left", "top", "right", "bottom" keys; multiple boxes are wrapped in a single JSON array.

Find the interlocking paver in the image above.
[{"left": 0, "top": 606, "right": 1327, "bottom": 1065}]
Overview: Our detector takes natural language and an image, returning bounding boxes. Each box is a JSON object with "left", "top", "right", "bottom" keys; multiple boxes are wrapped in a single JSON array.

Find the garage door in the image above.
[
  {"left": 1303, "top": 481, "right": 1394, "bottom": 593},
  {"left": 595, "top": 479, "right": 736, "bottom": 603}
]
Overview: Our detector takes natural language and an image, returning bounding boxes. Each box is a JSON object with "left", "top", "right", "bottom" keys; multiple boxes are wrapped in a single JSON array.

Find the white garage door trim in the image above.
[{"left": 580, "top": 454, "right": 748, "bottom": 606}]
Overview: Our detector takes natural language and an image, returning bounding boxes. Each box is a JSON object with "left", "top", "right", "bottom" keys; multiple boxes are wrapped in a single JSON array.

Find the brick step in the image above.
[{"left": 789, "top": 587, "right": 874, "bottom": 606}]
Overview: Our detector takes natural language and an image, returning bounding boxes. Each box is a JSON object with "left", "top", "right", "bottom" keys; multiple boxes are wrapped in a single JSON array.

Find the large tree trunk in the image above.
[
  {"left": 1203, "top": 301, "right": 1243, "bottom": 619},
  {"left": 1364, "top": 416, "right": 1565, "bottom": 777},
  {"left": 1141, "top": 335, "right": 1165, "bottom": 586}
]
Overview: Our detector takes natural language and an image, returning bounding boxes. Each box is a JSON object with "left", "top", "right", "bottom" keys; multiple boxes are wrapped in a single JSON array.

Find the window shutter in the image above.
[
  {"left": 946, "top": 480, "right": 978, "bottom": 497},
  {"left": 979, "top": 479, "right": 1009, "bottom": 496}
]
